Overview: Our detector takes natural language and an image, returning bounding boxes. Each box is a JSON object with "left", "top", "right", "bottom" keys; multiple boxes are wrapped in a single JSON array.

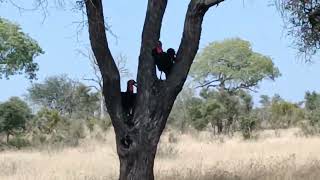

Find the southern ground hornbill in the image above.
[
  {"left": 152, "top": 41, "right": 176, "bottom": 79},
  {"left": 121, "top": 79, "right": 137, "bottom": 126}
]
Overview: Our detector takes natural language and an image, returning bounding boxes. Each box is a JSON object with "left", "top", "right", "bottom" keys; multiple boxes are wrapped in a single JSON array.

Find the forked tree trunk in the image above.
[{"left": 84, "top": 0, "right": 226, "bottom": 179}]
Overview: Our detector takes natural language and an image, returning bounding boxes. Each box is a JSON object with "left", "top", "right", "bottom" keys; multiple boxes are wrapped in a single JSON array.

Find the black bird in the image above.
[
  {"left": 152, "top": 41, "right": 176, "bottom": 79},
  {"left": 121, "top": 80, "right": 137, "bottom": 124}
]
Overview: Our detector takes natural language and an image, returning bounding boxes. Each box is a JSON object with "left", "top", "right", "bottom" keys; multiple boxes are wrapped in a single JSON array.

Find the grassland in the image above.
[{"left": 1, "top": 128, "right": 320, "bottom": 180}]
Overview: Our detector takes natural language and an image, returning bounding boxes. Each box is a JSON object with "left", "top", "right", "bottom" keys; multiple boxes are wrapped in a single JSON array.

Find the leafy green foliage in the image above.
[
  {"left": 0, "top": 97, "right": 31, "bottom": 142},
  {"left": 72, "top": 84, "right": 99, "bottom": 119},
  {"left": 191, "top": 38, "right": 280, "bottom": 92},
  {"left": 168, "top": 87, "right": 200, "bottom": 132},
  {"left": 30, "top": 108, "right": 87, "bottom": 147},
  {"left": 27, "top": 75, "right": 99, "bottom": 117},
  {"left": 305, "top": 91, "right": 320, "bottom": 111},
  {"left": 7, "top": 135, "right": 31, "bottom": 149},
  {"left": 32, "top": 108, "right": 64, "bottom": 134},
  {"left": 256, "top": 94, "right": 305, "bottom": 130},
  {"left": 270, "top": 101, "right": 303, "bottom": 128},
  {"left": 0, "top": 18, "right": 43, "bottom": 79},
  {"left": 239, "top": 114, "right": 257, "bottom": 139},
  {"left": 299, "top": 91, "right": 320, "bottom": 135}
]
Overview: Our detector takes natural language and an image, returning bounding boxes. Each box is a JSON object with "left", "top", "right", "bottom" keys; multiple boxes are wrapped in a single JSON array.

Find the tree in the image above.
[
  {"left": 0, "top": 97, "right": 31, "bottom": 143},
  {"left": 32, "top": 108, "right": 63, "bottom": 134},
  {"left": 81, "top": 50, "right": 130, "bottom": 120},
  {"left": 305, "top": 91, "right": 320, "bottom": 111},
  {"left": 260, "top": 95, "right": 271, "bottom": 107},
  {"left": 84, "top": 1, "right": 231, "bottom": 179},
  {"left": 72, "top": 84, "right": 99, "bottom": 119},
  {"left": 0, "top": 17, "right": 43, "bottom": 79},
  {"left": 303, "top": 91, "right": 320, "bottom": 133},
  {"left": 191, "top": 38, "right": 281, "bottom": 92},
  {"left": 27, "top": 75, "right": 99, "bottom": 117},
  {"left": 168, "top": 86, "right": 196, "bottom": 132},
  {"left": 270, "top": 100, "right": 304, "bottom": 128},
  {"left": 190, "top": 38, "right": 279, "bottom": 134},
  {"left": 277, "top": 0, "right": 320, "bottom": 59},
  {"left": 5, "top": 0, "right": 230, "bottom": 179},
  {"left": 199, "top": 89, "right": 253, "bottom": 135},
  {"left": 27, "top": 75, "right": 76, "bottom": 114}
]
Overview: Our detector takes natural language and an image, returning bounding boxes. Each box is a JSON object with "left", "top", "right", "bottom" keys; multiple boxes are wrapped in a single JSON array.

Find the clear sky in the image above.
[{"left": 0, "top": 0, "right": 320, "bottom": 105}]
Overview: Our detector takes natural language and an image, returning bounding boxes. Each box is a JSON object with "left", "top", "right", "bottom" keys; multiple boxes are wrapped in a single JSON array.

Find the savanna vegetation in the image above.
[
  {"left": 2, "top": 0, "right": 320, "bottom": 180},
  {"left": 1, "top": 38, "right": 320, "bottom": 180}
]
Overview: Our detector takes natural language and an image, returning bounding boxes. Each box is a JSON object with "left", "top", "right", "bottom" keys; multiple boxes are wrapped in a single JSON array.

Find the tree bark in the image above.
[
  {"left": 99, "top": 92, "right": 105, "bottom": 119},
  {"left": 84, "top": 0, "right": 226, "bottom": 179},
  {"left": 217, "top": 119, "right": 223, "bottom": 134},
  {"left": 6, "top": 133, "right": 9, "bottom": 143},
  {"left": 118, "top": 135, "right": 158, "bottom": 180}
]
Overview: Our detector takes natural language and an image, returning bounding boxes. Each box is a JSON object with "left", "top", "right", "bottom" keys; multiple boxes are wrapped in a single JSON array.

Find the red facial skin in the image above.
[{"left": 127, "top": 80, "right": 136, "bottom": 93}]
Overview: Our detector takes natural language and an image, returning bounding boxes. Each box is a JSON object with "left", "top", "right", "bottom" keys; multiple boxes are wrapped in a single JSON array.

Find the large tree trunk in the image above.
[
  {"left": 118, "top": 133, "right": 158, "bottom": 180},
  {"left": 85, "top": 0, "right": 226, "bottom": 179}
]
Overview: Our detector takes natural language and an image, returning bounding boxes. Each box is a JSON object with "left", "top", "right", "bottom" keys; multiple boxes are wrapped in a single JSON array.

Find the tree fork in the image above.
[{"left": 84, "top": 0, "right": 226, "bottom": 179}]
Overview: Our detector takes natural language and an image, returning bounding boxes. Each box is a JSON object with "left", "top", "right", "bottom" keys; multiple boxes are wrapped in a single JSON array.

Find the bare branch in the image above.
[
  {"left": 85, "top": 0, "right": 123, "bottom": 131},
  {"left": 195, "top": 79, "right": 220, "bottom": 89}
]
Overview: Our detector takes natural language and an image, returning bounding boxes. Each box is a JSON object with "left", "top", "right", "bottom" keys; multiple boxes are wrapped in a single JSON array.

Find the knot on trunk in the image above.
[{"left": 121, "top": 135, "right": 133, "bottom": 149}]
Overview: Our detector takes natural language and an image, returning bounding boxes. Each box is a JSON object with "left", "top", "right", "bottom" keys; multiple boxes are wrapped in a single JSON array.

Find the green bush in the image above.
[
  {"left": 8, "top": 136, "right": 31, "bottom": 149},
  {"left": 240, "top": 115, "right": 257, "bottom": 139}
]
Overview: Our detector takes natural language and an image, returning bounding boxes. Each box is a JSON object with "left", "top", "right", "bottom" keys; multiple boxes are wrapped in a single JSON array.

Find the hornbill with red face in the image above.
[
  {"left": 152, "top": 41, "right": 177, "bottom": 79},
  {"left": 121, "top": 79, "right": 137, "bottom": 126}
]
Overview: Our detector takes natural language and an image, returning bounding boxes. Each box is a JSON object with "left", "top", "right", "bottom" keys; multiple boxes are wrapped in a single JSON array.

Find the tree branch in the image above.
[
  {"left": 166, "top": 0, "right": 226, "bottom": 95},
  {"left": 134, "top": 0, "right": 168, "bottom": 128},
  {"left": 85, "top": 0, "right": 123, "bottom": 131},
  {"left": 202, "top": 0, "right": 225, "bottom": 7},
  {"left": 196, "top": 79, "right": 220, "bottom": 89},
  {"left": 136, "top": 0, "right": 168, "bottom": 91}
]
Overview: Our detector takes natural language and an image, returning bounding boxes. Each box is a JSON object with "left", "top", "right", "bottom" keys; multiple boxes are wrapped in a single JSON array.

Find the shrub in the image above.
[
  {"left": 240, "top": 115, "right": 257, "bottom": 139},
  {"left": 8, "top": 136, "right": 31, "bottom": 149}
]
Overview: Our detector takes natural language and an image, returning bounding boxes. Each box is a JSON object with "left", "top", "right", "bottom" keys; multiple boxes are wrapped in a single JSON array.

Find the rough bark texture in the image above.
[
  {"left": 84, "top": 0, "right": 226, "bottom": 179},
  {"left": 6, "top": 133, "right": 9, "bottom": 143}
]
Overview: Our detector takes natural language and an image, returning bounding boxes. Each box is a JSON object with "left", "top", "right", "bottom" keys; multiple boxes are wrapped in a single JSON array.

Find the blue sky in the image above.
[{"left": 0, "top": 0, "right": 320, "bottom": 105}]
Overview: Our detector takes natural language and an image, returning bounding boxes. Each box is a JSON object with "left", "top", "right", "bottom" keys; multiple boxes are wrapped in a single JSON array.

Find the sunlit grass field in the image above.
[{"left": 1, "top": 128, "right": 320, "bottom": 180}]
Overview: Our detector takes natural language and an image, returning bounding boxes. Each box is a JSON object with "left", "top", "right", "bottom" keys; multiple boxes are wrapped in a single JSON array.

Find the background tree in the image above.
[
  {"left": 277, "top": 0, "right": 320, "bottom": 59},
  {"left": 0, "top": 97, "right": 31, "bottom": 143},
  {"left": 257, "top": 94, "right": 272, "bottom": 128},
  {"left": 0, "top": 17, "right": 43, "bottom": 79},
  {"left": 168, "top": 86, "right": 196, "bottom": 132},
  {"left": 199, "top": 89, "right": 254, "bottom": 135},
  {"left": 80, "top": 49, "right": 131, "bottom": 120},
  {"left": 270, "top": 100, "right": 303, "bottom": 128},
  {"left": 72, "top": 84, "right": 99, "bottom": 119},
  {"left": 191, "top": 38, "right": 280, "bottom": 134},
  {"left": 302, "top": 91, "right": 320, "bottom": 134},
  {"left": 305, "top": 91, "right": 320, "bottom": 111},
  {"left": 27, "top": 75, "right": 99, "bottom": 117},
  {"left": 27, "top": 75, "right": 76, "bottom": 114},
  {"left": 191, "top": 38, "right": 280, "bottom": 92}
]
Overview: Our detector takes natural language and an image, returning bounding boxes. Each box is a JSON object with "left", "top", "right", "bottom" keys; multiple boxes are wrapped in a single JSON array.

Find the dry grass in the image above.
[{"left": 1, "top": 128, "right": 320, "bottom": 180}]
